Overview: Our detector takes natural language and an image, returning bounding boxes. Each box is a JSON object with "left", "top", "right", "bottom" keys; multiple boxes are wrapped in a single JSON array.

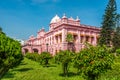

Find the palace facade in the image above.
[{"left": 22, "top": 14, "right": 100, "bottom": 55}]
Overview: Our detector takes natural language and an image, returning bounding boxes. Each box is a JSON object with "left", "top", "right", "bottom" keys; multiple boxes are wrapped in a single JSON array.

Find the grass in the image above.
[
  {"left": 2, "top": 56, "right": 120, "bottom": 80},
  {"left": 1, "top": 58, "right": 84, "bottom": 80},
  {"left": 98, "top": 56, "right": 120, "bottom": 80}
]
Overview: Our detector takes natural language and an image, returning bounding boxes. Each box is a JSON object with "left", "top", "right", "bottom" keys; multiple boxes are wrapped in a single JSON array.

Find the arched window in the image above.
[{"left": 33, "top": 48, "right": 38, "bottom": 53}]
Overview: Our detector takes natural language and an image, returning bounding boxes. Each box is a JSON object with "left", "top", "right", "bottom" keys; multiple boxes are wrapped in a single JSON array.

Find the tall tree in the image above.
[
  {"left": 99, "top": 0, "right": 117, "bottom": 47},
  {"left": 112, "top": 14, "right": 120, "bottom": 51},
  {"left": 115, "top": 14, "right": 120, "bottom": 27}
]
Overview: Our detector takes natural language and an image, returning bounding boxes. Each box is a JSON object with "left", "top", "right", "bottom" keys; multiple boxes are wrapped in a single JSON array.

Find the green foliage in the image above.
[
  {"left": 1, "top": 58, "right": 84, "bottom": 80},
  {"left": 66, "top": 33, "right": 75, "bottom": 52},
  {"left": 66, "top": 33, "right": 74, "bottom": 42},
  {"left": 99, "top": 0, "right": 117, "bottom": 46},
  {"left": 0, "top": 33, "right": 23, "bottom": 78},
  {"left": 112, "top": 28, "right": 120, "bottom": 51},
  {"left": 39, "top": 52, "right": 52, "bottom": 66},
  {"left": 25, "top": 52, "right": 41, "bottom": 62},
  {"left": 55, "top": 50, "right": 75, "bottom": 76},
  {"left": 116, "top": 49, "right": 120, "bottom": 54},
  {"left": 2, "top": 56, "right": 120, "bottom": 80},
  {"left": 74, "top": 45, "right": 114, "bottom": 80},
  {"left": 116, "top": 14, "right": 120, "bottom": 27},
  {"left": 25, "top": 52, "right": 52, "bottom": 67},
  {"left": 98, "top": 55, "right": 120, "bottom": 80},
  {"left": 112, "top": 15, "right": 120, "bottom": 51}
]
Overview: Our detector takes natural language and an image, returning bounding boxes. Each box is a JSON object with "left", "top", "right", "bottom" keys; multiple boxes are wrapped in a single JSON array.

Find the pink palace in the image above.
[{"left": 22, "top": 14, "right": 100, "bottom": 55}]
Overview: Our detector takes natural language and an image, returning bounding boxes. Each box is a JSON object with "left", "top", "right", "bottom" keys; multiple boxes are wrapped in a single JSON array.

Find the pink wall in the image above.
[{"left": 22, "top": 15, "right": 100, "bottom": 55}]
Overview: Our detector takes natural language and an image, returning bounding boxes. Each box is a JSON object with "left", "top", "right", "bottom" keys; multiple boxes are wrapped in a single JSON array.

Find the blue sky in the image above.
[{"left": 0, "top": 0, "right": 120, "bottom": 40}]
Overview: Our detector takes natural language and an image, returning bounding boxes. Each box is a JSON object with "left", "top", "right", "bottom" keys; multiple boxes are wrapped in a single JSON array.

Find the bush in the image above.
[
  {"left": 98, "top": 55, "right": 120, "bottom": 80},
  {"left": 25, "top": 53, "right": 41, "bottom": 62},
  {"left": 74, "top": 45, "right": 114, "bottom": 80},
  {"left": 55, "top": 50, "right": 75, "bottom": 76},
  {"left": 0, "top": 33, "right": 23, "bottom": 78},
  {"left": 39, "top": 52, "right": 52, "bottom": 66},
  {"left": 116, "top": 49, "right": 120, "bottom": 54},
  {"left": 25, "top": 52, "right": 52, "bottom": 67}
]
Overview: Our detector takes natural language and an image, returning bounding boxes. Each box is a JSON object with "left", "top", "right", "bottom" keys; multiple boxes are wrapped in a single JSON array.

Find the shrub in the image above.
[
  {"left": 25, "top": 53, "right": 40, "bottom": 62},
  {"left": 74, "top": 45, "right": 114, "bottom": 80},
  {"left": 55, "top": 50, "right": 75, "bottom": 76},
  {"left": 0, "top": 33, "right": 23, "bottom": 78},
  {"left": 25, "top": 52, "right": 52, "bottom": 67},
  {"left": 116, "top": 49, "right": 120, "bottom": 54},
  {"left": 39, "top": 52, "right": 52, "bottom": 66}
]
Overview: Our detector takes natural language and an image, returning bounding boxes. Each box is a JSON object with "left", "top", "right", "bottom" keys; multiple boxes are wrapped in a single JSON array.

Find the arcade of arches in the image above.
[{"left": 22, "top": 33, "right": 99, "bottom": 54}]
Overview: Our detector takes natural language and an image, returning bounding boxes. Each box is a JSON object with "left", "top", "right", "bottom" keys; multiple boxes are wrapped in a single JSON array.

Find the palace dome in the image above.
[{"left": 50, "top": 15, "right": 61, "bottom": 24}]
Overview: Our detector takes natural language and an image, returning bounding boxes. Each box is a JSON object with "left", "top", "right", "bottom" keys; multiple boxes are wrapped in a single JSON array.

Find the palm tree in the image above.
[{"left": 66, "top": 33, "right": 75, "bottom": 52}]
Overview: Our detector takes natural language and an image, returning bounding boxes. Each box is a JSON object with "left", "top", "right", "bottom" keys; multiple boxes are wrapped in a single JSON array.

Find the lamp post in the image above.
[{"left": 46, "top": 43, "right": 49, "bottom": 52}]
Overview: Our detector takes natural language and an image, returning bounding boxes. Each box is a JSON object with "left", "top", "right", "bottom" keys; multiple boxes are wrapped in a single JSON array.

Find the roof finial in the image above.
[
  {"left": 41, "top": 27, "right": 45, "bottom": 31},
  {"left": 62, "top": 13, "right": 67, "bottom": 18},
  {"left": 63, "top": 13, "right": 65, "bottom": 16},
  {"left": 55, "top": 14, "right": 58, "bottom": 16},
  {"left": 42, "top": 26, "right": 44, "bottom": 29},
  {"left": 69, "top": 16, "right": 74, "bottom": 20},
  {"left": 76, "top": 16, "right": 80, "bottom": 21}
]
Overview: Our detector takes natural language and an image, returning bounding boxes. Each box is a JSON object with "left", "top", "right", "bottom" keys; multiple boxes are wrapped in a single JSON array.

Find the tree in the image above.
[
  {"left": 74, "top": 45, "right": 114, "bottom": 80},
  {"left": 99, "top": 0, "right": 117, "bottom": 47},
  {"left": 112, "top": 27, "right": 120, "bottom": 51},
  {"left": 40, "top": 52, "right": 52, "bottom": 67},
  {"left": 55, "top": 50, "right": 74, "bottom": 76},
  {"left": 66, "top": 33, "right": 75, "bottom": 52},
  {"left": 0, "top": 33, "right": 23, "bottom": 78},
  {"left": 116, "top": 14, "right": 120, "bottom": 27},
  {"left": 112, "top": 14, "right": 120, "bottom": 51},
  {"left": 25, "top": 52, "right": 41, "bottom": 62}
]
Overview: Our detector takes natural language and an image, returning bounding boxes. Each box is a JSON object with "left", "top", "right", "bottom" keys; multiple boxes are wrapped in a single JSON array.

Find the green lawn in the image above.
[
  {"left": 1, "top": 58, "right": 84, "bottom": 80},
  {"left": 2, "top": 56, "right": 120, "bottom": 80},
  {"left": 98, "top": 56, "right": 120, "bottom": 80}
]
